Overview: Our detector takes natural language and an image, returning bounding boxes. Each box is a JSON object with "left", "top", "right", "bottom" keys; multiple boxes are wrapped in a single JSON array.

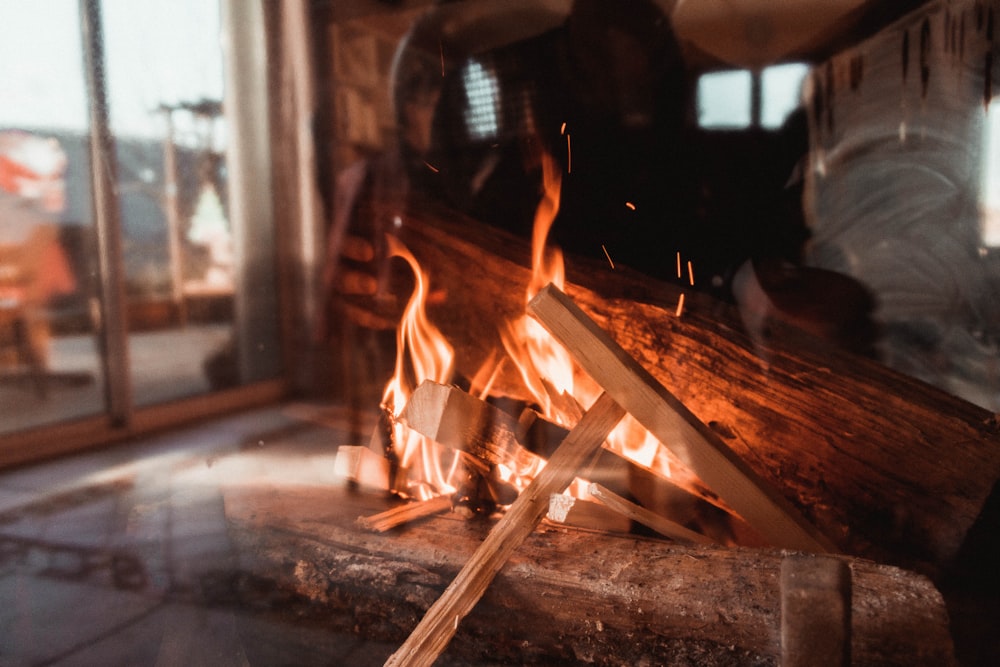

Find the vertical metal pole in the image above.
[
  {"left": 221, "top": 0, "right": 281, "bottom": 384},
  {"left": 283, "top": 0, "right": 325, "bottom": 391},
  {"left": 752, "top": 69, "right": 763, "bottom": 128},
  {"left": 79, "top": 0, "right": 133, "bottom": 426},
  {"left": 161, "top": 107, "right": 188, "bottom": 327}
]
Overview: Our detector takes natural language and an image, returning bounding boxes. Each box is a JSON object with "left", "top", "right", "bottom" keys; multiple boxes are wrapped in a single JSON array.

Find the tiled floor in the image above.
[{"left": 0, "top": 403, "right": 396, "bottom": 666}]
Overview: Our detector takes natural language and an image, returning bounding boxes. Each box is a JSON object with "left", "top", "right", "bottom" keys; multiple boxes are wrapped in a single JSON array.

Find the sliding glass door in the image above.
[{"left": 0, "top": 0, "right": 282, "bottom": 440}]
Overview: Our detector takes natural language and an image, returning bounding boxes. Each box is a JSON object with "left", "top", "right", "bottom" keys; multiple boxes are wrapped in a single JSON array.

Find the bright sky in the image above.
[{"left": 0, "top": 0, "right": 224, "bottom": 145}]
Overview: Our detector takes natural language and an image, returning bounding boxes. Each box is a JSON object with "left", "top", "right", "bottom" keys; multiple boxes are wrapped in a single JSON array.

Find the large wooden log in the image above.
[
  {"left": 528, "top": 283, "right": 837, "bottom": 553},
  {"left": 387, "top": 196, "right": 1000, "bottom": 577},
  {"left": 223, "top": 479, "right": 956, "bottom": 666}
]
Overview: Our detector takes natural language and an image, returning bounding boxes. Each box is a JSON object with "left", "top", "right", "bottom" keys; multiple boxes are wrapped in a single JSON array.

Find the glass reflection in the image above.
[
  {"left": 0, "top": 1, "right": 101, "bottom": 433},
  {"left": 1, "top": 0, "right": 282, "bottom": 437},
  {"left": 100, "top": 0, "right": 237, "bottom": 406}
]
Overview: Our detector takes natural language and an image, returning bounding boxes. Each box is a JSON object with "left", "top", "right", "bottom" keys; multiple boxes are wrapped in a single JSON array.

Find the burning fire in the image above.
[
  {"left": 377, "top": 152, "right": 668, "bottom": 504},
  {"left": 499, "top": 153, "right": 577, "bottom": 421},
  {"left": 381, "top": 235, "right": 457, "bottom": 499},
  {"left": 498, "top": 153, "right": 665, "bottom": 474}
]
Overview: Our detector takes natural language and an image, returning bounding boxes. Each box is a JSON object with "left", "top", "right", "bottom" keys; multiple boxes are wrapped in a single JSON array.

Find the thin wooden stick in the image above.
[
  {"left": 527, "top": 284, "right": 837, "bottom": 553},
  {"left": 356, "top": 496, "right": 453, "bottom": 533},
  {"left": 384, "top": 392, "right": 625, "bottom": 667},
  {"left": 588, "top": 483, "right": 717, "bottom": 545}
]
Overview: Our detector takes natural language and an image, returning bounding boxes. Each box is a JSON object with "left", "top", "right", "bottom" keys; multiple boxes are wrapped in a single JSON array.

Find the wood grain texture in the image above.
[
  {"left": 223, "top": 479, "right": 956, "bottom": 666},
  {"left": 390, "top": 196, "right": 1000, "bottom": 576},
  {"left": 528, "top": 284, "right": 836, "bottom": 553}
]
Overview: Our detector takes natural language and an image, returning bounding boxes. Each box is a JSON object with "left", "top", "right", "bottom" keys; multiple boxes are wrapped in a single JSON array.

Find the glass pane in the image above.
[
  {"left": 760, "top": 62, "right": 810, "bottom": 129},
  {"left": 0, "top": 0, "right": 105, "bottom": 433},
  {"left": 100, "top": 0, "right": 245, "bottom": 406},
  {"left": 697, "top": 69, "right": 752, "bottom": 129}
]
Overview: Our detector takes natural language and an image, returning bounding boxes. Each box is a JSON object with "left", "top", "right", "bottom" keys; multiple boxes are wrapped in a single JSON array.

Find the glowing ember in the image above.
[{"left": 602, "top": 244, "right": 615, "bottom": 269}]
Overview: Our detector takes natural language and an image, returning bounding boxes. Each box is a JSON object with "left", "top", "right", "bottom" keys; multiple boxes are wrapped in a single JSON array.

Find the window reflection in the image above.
[
  {"left": 0, "top": 2, "right": 101, "bottom": 433},
  {"left": 101, "top": 0, "right": 238, "bottom": 406},
  {"left": 761, "top": 62, "right": 810, "bottom": 129},
  {"left": 697, "top": 69, "right": 752, "bottom": 129},
  {"left": 0, "top": 0, "right": 281, "bottom": 436}
]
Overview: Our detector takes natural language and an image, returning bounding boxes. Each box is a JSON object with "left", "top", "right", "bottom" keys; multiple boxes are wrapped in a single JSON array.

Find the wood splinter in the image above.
[
  {"left": 356, "top": 496, "right": 453, "bottom": 533},
  {"left": 384, "top": 391, "right": 625, "bottom": 667}
]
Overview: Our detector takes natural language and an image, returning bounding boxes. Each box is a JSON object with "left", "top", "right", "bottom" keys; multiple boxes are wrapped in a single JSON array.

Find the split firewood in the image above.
[
  {"left": 334, "top": 445, "right": 392, "bottom": 490},
  {"left": 588, "top": 483, "right": 717, "bottom": 545},
  {"left": 545, "top": 493, "right": 633, "bottom": 533},
  {"left": 356, "top": 496, "right": 453, "bottom": 533},
  {"left": 527, "top": 283, "right": 837, "bottom": 553},
  {"left": 395, "top": 200, "right": 1000, "bottom": 575},
  {"left": 399, "top": 380, "right": 522, "bottom": 465},
  {"left": 401, "top": 379, "right": 745, "bottom": 544},
  {"left": 385, "top": 391, "right": 626, "bottom": 667}
]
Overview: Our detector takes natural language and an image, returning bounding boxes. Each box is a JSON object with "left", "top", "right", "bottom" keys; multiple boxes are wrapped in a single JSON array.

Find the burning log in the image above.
[
  {"left": 385, "top": 392, "right": 625, "bottom": 667},
  {"left": 392, "top": 198, "right": 1000, "bottom": 576},
  {"left": 401, "top": 379, "right": 745, "bottom": 543},
  {"left": 528, "top": 283, "right": 837, "bottom": 553}
]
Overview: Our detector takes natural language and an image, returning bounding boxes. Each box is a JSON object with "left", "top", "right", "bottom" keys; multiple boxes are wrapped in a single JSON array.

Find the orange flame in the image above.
[
  {"left": 499, "top": 153, "right": 580, "bottom": 421},
  {"left": 497, "top": 153, "right": 669, "bottom": 483},
  {"left": 381, "top": 235, "right": 457, "bottom": 498}
]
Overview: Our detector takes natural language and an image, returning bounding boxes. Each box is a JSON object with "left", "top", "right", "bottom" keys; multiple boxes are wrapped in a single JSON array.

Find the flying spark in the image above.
[
  {"left": 676, "top": 251, "right": 682, "bottom": 279},
  {"left": 625, "top": 201, "right": 636, "bottom": 211},
  {"left": 423, "top": 161, "right": 440, "bottom": 173},
  {"left": 687, "top": 260, "right": 694, "bottom": 286},
  {"left": 675, "top": 292, "right": 686, "bottom": 317},
  {"left": 602, "top": 244, "right": 615, "bottom": 269}
]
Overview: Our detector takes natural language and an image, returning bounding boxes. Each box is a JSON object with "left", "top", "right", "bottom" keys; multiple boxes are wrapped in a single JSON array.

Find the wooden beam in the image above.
[
  {"left": 527, "top": 283, "right": 836, "bottom": 553},
  {"left": 385, "top": 392, "right": 626, "bottom": 667}
]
